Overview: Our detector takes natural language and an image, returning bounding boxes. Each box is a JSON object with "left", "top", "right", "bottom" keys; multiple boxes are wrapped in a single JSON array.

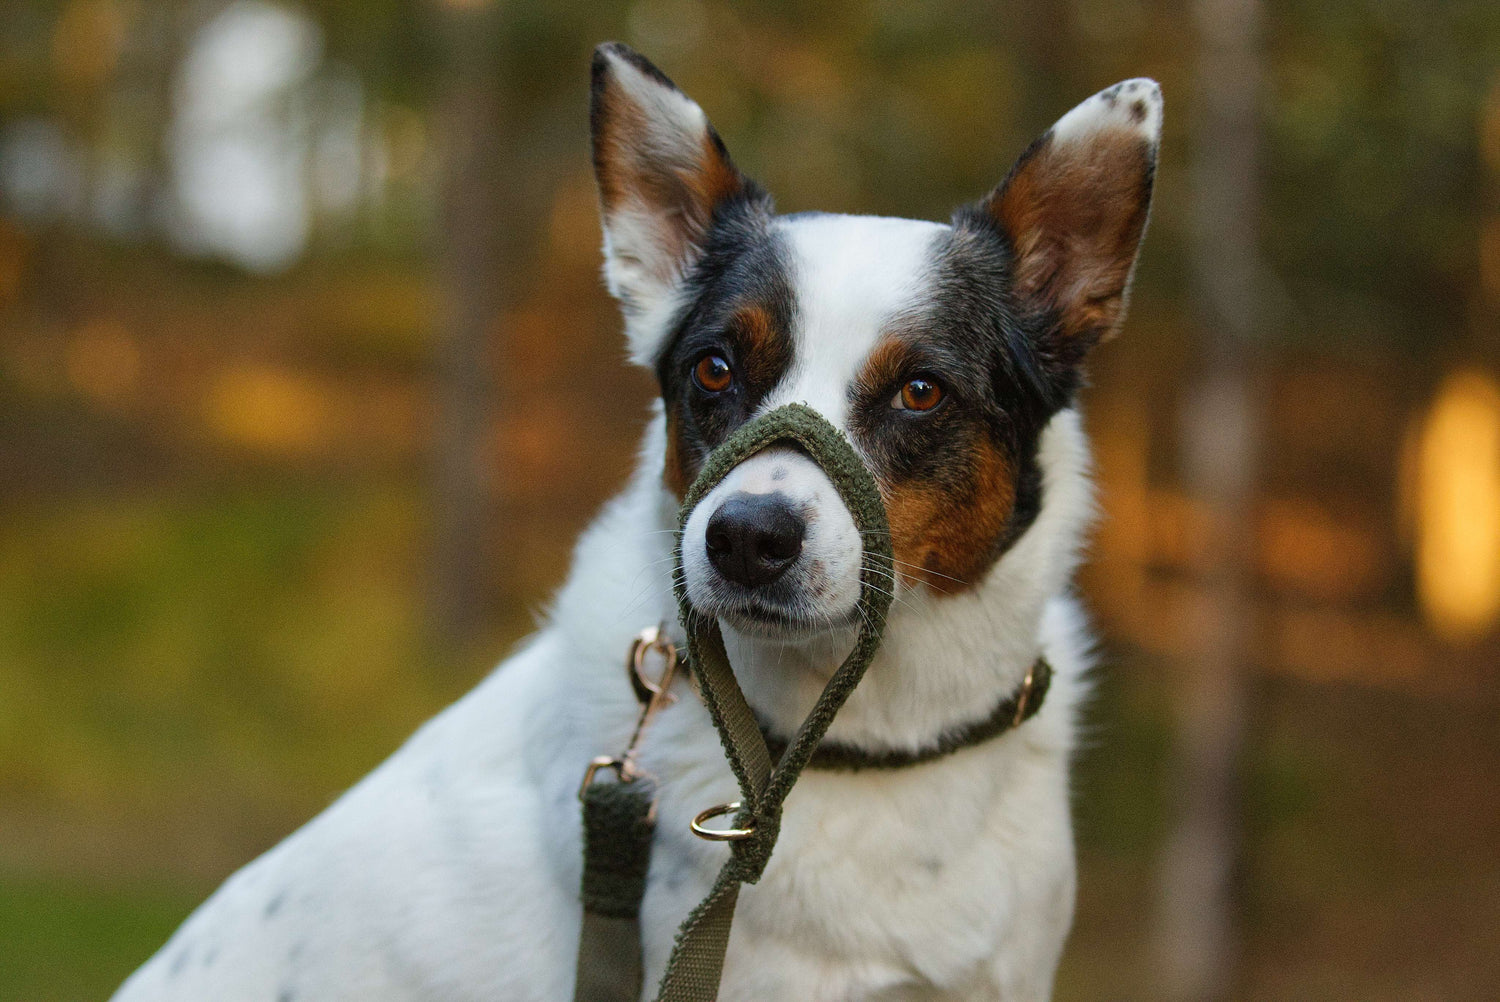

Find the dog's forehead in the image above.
[{"left": 764, "top": 213, "right": 949, "bottom": 425}]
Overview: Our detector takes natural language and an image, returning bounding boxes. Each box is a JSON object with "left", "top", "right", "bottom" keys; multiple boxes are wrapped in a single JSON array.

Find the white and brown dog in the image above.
[{"left": 115, "top": 43, "right": 1159, "bottom": 1002}]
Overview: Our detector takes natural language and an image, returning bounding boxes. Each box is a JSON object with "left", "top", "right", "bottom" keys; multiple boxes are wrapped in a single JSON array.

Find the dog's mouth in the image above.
[{"left": 711, "top": 596, "right": 859, "bottom": 640}]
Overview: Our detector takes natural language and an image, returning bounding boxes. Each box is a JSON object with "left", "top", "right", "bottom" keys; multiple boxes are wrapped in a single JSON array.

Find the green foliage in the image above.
[
  {"left": 1264, "top": 0, "right": 1500, "bottom": 350},
  {"left": 0, "top": 481, "right": 472, "bottom": 853},
  {"left": 0, "top": 873, "right": 200, "bottom": 1002}
]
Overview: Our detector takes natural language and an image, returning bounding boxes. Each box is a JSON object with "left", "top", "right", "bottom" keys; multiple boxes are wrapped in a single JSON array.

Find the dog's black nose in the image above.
[{"left": 704, "top": 491, "right": 805, "bottom": 589}]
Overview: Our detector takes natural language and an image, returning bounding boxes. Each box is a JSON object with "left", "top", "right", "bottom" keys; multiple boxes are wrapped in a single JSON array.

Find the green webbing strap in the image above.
[
  {"left": 654, "top": 403, "right": 895, "bottom": 1001},
  {"left": 576, "top": 779, "right": 658, "bottom": 1001}
]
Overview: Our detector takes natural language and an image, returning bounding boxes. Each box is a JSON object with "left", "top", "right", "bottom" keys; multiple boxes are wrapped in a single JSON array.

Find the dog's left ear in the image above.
[
  {"left": 974, "top": 79, "right": 1161, "bottom": 361},
  {"left": 591, "top": 42, "right": 762, "bottom": 363}
]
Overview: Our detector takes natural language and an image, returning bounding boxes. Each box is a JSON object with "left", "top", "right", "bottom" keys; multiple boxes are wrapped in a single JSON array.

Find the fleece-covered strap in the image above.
[
  {"left": 575, "top": 779, "right": 657, "bottom": 1001},
  {"left": 655, "top": 403, "right": 895, "bottom": 1002}
]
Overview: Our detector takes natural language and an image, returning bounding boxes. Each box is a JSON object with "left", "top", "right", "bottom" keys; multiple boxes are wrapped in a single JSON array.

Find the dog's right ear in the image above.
[{"left": 591, "top": 42, "right": 759, "bottom": 363}]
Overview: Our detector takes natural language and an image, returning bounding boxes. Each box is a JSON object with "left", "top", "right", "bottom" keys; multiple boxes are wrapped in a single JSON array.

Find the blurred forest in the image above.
[{"left": 2, "top": 1, "right": 1499, "bottom": 999}]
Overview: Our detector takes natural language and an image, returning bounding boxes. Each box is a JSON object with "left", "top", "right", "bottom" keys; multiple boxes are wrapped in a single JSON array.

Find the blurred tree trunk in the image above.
[
  {"left": 430, "top": 0, "right": 506, "bottom": 647},
  {"left": 1013, "top": 0, "right": 1071, "bottom": 139},
  {"left": 1153, "top": 0, "right": 1262, "bottom": 999}
]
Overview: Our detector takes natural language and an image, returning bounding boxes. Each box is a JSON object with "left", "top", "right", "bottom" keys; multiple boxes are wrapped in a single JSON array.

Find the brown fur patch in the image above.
[
  {"left": 985, "top": 127, "right": 1153, "bottom": 345},
  {"left": 663, "top": 409, "right": 689, "bottom": 500},
  {"left": 855, "top": 337, "right": 908, "bottom": 403},
  {"left": 853, "top": 337, "right": 1021, "bottom": 592},
  {"left": 883, "top": 434, "right": 1017, "bottom": 590},
  {"left": 733, "top": 304, "right": 790, "bottom": 388},
  {"left": 692, "top": 131, "right": 745, "bottom": 215}
]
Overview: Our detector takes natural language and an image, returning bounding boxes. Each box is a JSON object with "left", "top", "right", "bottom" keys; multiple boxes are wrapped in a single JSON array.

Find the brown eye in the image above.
[
  {"left": 693, "top": 354, "right": 733, "bottom": 393},
  {"left": 894, "top": 377, "right": 943, "bottom": 412}
]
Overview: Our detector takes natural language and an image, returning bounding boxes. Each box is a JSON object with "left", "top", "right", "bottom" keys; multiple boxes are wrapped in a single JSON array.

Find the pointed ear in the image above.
[
  {"left": 979, "top": 79, "right": 1161, "bottom": 355},
  {"left": 590, "top": 42, "right": 761, "bottom": 362}
]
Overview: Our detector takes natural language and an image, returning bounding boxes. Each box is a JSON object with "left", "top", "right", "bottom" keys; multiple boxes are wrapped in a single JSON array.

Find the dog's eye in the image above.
[
  {"left": 693, "top": 354, "right": 734, "bottom": 394},
  {"left": 892, "top": 377, "right": 944, "bottom": 412}
]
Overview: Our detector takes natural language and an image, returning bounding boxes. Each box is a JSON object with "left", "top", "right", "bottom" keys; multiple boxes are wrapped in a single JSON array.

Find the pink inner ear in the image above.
[{"left": 986, "top": 128, "right": 1155, "bottom": 345}]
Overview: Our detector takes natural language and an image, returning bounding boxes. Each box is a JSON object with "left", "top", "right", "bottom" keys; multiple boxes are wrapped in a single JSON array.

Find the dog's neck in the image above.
[{"left": 720, "top": 522, "right": 1063, "bottom": 753}]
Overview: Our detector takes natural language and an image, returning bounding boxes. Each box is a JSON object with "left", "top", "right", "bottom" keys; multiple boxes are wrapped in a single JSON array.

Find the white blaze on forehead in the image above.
[{"left": 764, "top": 214, "right": 949, "bottom": 427}]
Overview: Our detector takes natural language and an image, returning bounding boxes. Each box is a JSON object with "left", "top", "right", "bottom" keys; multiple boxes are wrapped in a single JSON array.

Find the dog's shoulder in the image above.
[{"left": 111, "top": 636, "right": 584, "bottom": 1002}]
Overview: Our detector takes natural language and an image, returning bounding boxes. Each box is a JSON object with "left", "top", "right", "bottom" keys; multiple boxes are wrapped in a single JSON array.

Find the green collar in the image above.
[{"left": 758, "top": 657, "right": 1053, "bottom": 772}]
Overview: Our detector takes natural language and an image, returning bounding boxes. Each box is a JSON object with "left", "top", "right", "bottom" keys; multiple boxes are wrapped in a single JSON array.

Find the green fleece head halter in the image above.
[
  {"left": 656, "top": 402, "right": 895, "bottom": 1000},
  {"left": 574, "top": 403, "right": 1051, "bottom": 1002}
]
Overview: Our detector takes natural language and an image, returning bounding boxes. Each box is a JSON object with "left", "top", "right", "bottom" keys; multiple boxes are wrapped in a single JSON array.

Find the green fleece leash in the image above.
[{"left": 654, "top": 404, "right": 895, "bottom": 1001}]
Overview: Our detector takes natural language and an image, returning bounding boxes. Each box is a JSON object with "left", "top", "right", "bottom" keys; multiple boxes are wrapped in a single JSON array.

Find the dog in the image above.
[{"left": 113, "top": 42, "right": 1159, "bottom": 1002}]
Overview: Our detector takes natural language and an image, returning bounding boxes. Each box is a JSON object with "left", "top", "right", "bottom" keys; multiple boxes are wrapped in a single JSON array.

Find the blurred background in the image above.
[{"left": 2, "top": 0, "right": 1498, "bottom": 999}]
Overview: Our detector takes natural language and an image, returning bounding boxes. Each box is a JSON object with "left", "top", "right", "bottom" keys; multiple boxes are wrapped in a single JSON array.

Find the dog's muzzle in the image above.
[{"left": 680, "top": 418, "right": 868, "bottom": 632}]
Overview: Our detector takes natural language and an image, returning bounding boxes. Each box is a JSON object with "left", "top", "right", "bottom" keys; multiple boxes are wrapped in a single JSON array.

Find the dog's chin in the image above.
[{"left": 706, "top": 598, "right": 858, "bottom": 641}]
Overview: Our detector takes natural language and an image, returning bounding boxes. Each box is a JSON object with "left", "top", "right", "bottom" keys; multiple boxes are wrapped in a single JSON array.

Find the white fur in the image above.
[
  {"left": 1050, "top": 78, "right": 1162, "bottom": 148},
  {"left": 114, "top": 117, "right": 1127, "bottom": 1002},
  {"left": 764, "top": 214, "right": 948, "bottom": 425},
  {"left": 594, "top": 48, "right": 718, "bottom": 365}
]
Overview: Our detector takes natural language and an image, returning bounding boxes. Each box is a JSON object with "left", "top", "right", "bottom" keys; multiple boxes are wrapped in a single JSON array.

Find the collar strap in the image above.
[{"left": 760, "top": 657, "right": 1053, "bottom": 772}]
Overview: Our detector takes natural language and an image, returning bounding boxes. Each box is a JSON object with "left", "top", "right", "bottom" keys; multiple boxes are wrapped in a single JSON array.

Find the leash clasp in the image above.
[
  {"left": 577, "top": 755, "right": 633, "bottom": 799},
  {"left": 627, "top": 624, "right": 679, "bottom": 706},
  {"left": 578, "top": 626, "right": 681, "bottom": 803}
]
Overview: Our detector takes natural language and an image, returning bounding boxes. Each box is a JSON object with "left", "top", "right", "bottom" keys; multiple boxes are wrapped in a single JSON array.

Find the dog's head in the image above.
[{"left": 591, "top": 43, "right": 1159, "bottom": 640}]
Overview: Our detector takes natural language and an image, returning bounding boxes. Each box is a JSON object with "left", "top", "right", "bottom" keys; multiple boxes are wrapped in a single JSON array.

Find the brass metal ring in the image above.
[
  {"left": 690, "top": 802, "right": 756, "bottom": 842},
  {"left": 1012, "top": 661, "right": 1037, "bottom": 727}
]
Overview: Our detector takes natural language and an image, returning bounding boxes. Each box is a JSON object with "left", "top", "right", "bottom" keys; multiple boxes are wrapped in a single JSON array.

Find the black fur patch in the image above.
[
  {"left": 654, "top": 196, "right": 796, "bottom": 494},
  {"left": 939, "top": 210, "right": 1085, "bottom": 539},
  {"left": 847, "top": 217, "right": 1078, "bottom": 584}
]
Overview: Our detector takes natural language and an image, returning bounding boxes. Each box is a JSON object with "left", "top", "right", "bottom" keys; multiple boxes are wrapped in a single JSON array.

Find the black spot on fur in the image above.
[
  {"left": 1131, "top": 99, "right": 1147, "bottom": 124},
  {"left": 264, "top": 891, "right": 287, "bottom": 919},
  {"left": 169, "top": 947, "right": 191, "bottom": 977},
  {"left": 1100, "top": 83, "right": 1123, "bottom": 104},
  {"left": 654, "top": 194, "right": 795, "bottom": 491}
]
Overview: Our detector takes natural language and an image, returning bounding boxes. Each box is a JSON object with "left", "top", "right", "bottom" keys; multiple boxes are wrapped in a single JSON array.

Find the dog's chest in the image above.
[{"left": 632, "top": 713, "right": 1077, "bottom": 1000}]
